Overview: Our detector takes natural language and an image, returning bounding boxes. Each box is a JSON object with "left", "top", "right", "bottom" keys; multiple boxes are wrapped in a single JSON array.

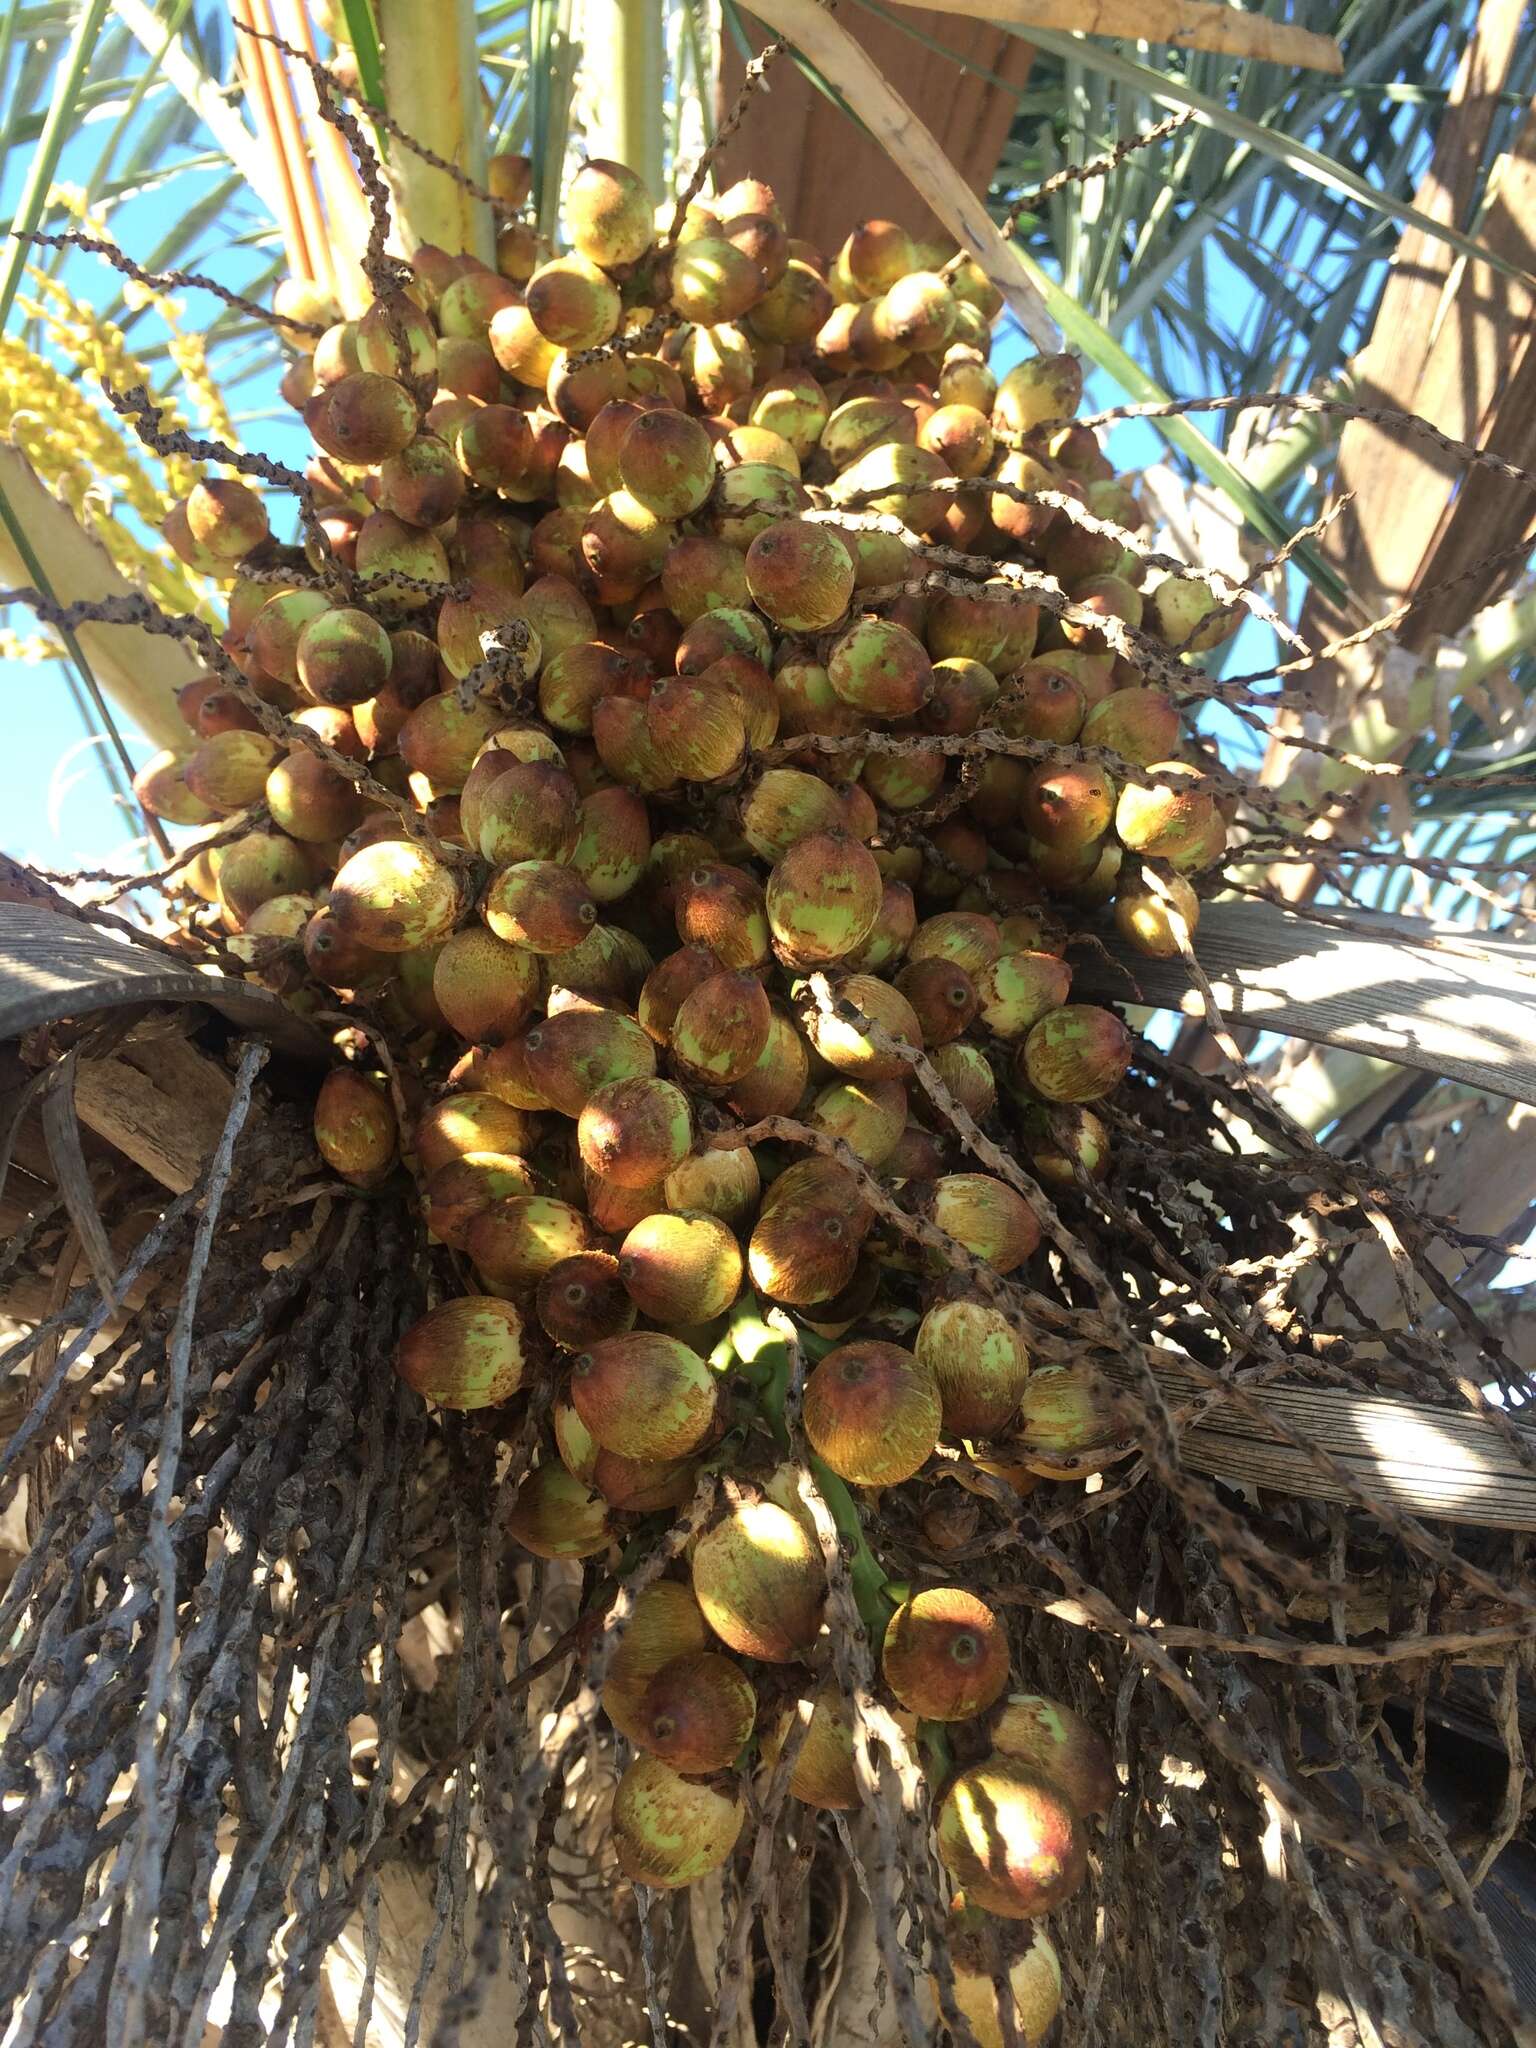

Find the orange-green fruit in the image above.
[
  {"left": 507, "top": 1461, "right": 610, "bottom": 1559},
  {"left": 820, "top": 392, "right": 914, "bottom": 469},
  {"left": 929, "top": 1173, "right": 1040, "bottom": 1273},
  {"left": 766, "top": 830, "right": 882, "bottom": 966},
  {"left": 810, "top": 1076, "right": 907, "bottom": 1168},
  {"left": 938, "top": 349, "right": 997, "bottom": 414},
  {"left": 424, "top": 1151, "right": 536, "bottom": 1251},
  {"left": 739, "top": 768, "right": 847, "bottom": 864},
  {"left": 919, "top": 401, "right": 993, "bottom": 478},
  {"left": 841, "top": 218, "right": 913, "bottom": 294},
  {"left": 860, "top": 744, "right": 945, "bottom": 813},
  {"left": 1114, "top": 867, "right": 1199, "bottom": 957},
  {"left": 399, "top": 693, "right": 505, "bottom": 798},
  {"left": 763, "top": 1690, "right": 859, "bottom": 1810},
  {"left": 353, "top": 511, "right": 451, "bottom": 607},
  {"left": 914, "top": 1295, "right": 1029, "bottom": 1436},
  {"left": 431, "top": 928, "right": 541, "bottom": 1044},
  {"left": 926, "top": 1042, "right": 996, "bottom": 1124},
  {"left": 645, "top": 676, "right": 747, "bottom": 782},
  {"left": 907, "top": 910, "right": 1000, "bottom": 975},
  {"left": 522, "top": 1006, "right": 655, "bottom": 1117},
  {"left": 603, "top": 1581, "right": 712, "bottom": 1744},
  {"left": 972, "top": 951, "right": 1071, "bottom": 1040},
  {"left": 526, "top": 254, "right": 622, "bottom": 349},
  {"left": 264, "top": 748, "right": 364, "bottom": 842},
  {"left": 1144, "top": 573, "right": 1235, "bottom": 652},
  {"left": 354, "top": 290, "right": 437, "bottom": 380},
  {"left": 936, "top": 1761, "right": 1087, "bottom": 1919},
  {"left": 377, "top": 432, "right": 465, "bottom": 527},
  {"left": 309, "top": 371, "right": 418, "bottom": 462},
  {"left": 553, "top": 1394, "right": 599, "bottom": 1483},
  {"left": 395, "top": 1296, "right": 526, "bottom": 1410},
  {"left": 474, "top": 759, "right": 581, "bottom": 866},
  {"left": 1013, "top": 1363, "right": 1122, "bottom": 1462},
  {"left": 827, "top": 441, "right": 950, "bottom": 536},
  {"left": 1019, "top": 1005, "right": 1132, "bottom": 1103},
  {"left": 617, "top": 408, "right": 716, "bottom": 520},
  {"left": 185, "top": 728, "right": 283, "bottom": 812},
  {"left": 414, "top": 1093, "right": 535, "bottom": 1174},
  {"left": 945, "top": 1913, "right": 1062, "bottom": 2048},
  {"left": 926, "top": 583, "right": 1038, "bottom": 672},
  {"left": 827, "top": 618, "right": 932, "bottom": 720},
  {"left": 989, "top": 1692, "right": 1116, "bottom": 1815},
  {"left": 661, "top": 535, "right": 752, "bottom": 623},
  {"left": 994, "top": 353, "right": 1084, "bottom": 437},
  {"left": 577, "top": 1076, "right": 692, "bottom": 1188},
  {"left": 618, "top": 1210, "right": 743, "bottom": 1324},
  {"left": 1022, "top": 760, "right": 1116, "bottom": 850},
  {"left": 744, "top": 522, "right": 853, "bottom": 632},
  {"left": 638, "top": 944, "right": 718, "bottom": 1043},
  {"left": 567, "top": 156, "right": 654, "bottom": 267},
  {"left": 296, "top": 607, "right": 393, "bottom": 707},
  {"left": 637, "top": 1652, "right": 756, "bottom": 1774},
  {"left": 845, "top": 879, "right": 918, "bottom": 976},
  {"left": 539, "top": 639, "right": 650, "bottom": 734},
  {"left": 803, "top": 1339, "right": 940, "bottom": 1486},
  {"left": 594, "top": 1449, "right": 700, "bottom": 1514},
  {"left": 709, "top": 460, "right": 809, "bottom": 549},
  {"left": 748, "top": 1197, "right": 859, "bottom": 1308},
  {"left": 569, "top": 1331, "right": 716, "bottom": 1461},
  {"left": 663, "top": 1147, "right": 761, "bottom": 1227},
  {"left": 727, "top": 1010, "right": 811, "bottom": 1122},
  {"left": 184, "top": 478, "right": 269, "bottom": 561},
  {"left": 569, "top": 783, "right": 650, "bottom": 903},
  {"left": 329, "top": 839, "right": 463, "bottom": 953},
  {"left": 749, "top": 373, "right": 829, "bottom": 457},
  {"left": 313, "top": 1067, "right": 396, "bottom": 1186},
  {"left": 133, "top": 750, "right": 215, "bottom": 827},
  {"left": 483, "top": 861, "right": 597, "bottom": 953},
  {"left": 670, "top": 237, "right": 761, "bottom": 324},
  {"left": 1022, "top": 1104, "right": 1109, "bottom": 1190},
  {"left": 691, "top": 1498, "right": 824, "bottom": 1662},
  {"left": 1080, "top": 686, "right": 1181, "bottom": 767},
  {"left": 881, "top": 1587, "right": 1010, "bottom": 1720},
  {"left": 671, "top": 971, "right": 772, "bottom": 1087},
  {"left": 802, "top": 974, "right": 921, "bottom": 1080},
  {"left": 995, "top": 664, "right": 1085, "bottom": 746},
  {"left": 537, "top": 1250, "right": 637, "bottom": 1349},
  {"left": 466, "top": 1194, "right": 589, "bottom": 1292},
  {"left": 612, "top": 1755, "right": 744, "bottom": 1889},
  {"left": 1114, "top": 762, "right": 1221, "bottom": 869},
  {"left": 747, "top": 260, "right": 832, "bottom": 346}
]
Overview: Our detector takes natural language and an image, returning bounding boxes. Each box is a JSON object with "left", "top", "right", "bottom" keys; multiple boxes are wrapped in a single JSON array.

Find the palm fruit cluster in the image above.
[{"left": 140, "top": 151, "right": 1237, "bottom": 2043}]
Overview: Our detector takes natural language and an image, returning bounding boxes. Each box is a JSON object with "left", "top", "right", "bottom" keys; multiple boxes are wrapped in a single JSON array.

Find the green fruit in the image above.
[
  {"left": 396, "top": 1296, "right": 526, "bottom": 1410},
  {"left": 691, "top": 1499, "right": 823, "bottom": 1662},
  {"left": 1020, "top": 1005, "right": 1133, "bottom": 1102},
  {"left": 989, "top": 1692, "right": 1116, "bottom": 1815},
  {"left": 827, "top": 618, "right": 932, "bottom": 719},
  {"left": 766, "top": 830, "right": 883, "bottom": 965},
  {"left": 330, "top": 839, "right": 463, "bottom": 954},
  {"left": 929, "top": 1173, "right": 1039, "bottom": 1272},
  {"left": 612, "top": 1756, "right": 744, "bottom": 1889},
  {"left": 507, "top": 1462, "right": 610, "bottom": 1559},
  {"left": 916, "top": 1300, "right": 1030, "bottom": 1438}
]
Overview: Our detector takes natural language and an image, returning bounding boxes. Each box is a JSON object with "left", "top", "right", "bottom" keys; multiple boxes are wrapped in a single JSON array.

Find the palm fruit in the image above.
[
  {"left": 603, "top": 1581, "right": 712, "bottom": 1743},
  {"left": 671, "top": 971, "right": 772, "bottom": 1087},
  {"left": 616, "top": 407, "right": 715, "bottom": 519},
  {"left": 739, "top": 769, "right": 846, "bottom": 863},
  {"left": 893, "top": 957, "right": 977, "bottom": 1047},
  {"left": 929, "top": 1174, "right": 1040, "bottom": 1272},
  {"left": 744, "top": 522, "right": 854, "bottom": 632},
  {"left": 881, "top": 1587, "right": 1009, "bottom": 1720},
  {"left": 1022, "top": 760, "right": 1116, "bottom": 851},
  {"left": 989, "top": 1692, "right": 1116, "bottom": 1816},
  {"left": 424, "top": 1152, "right": 536, "bottom": 1250},
  {"left": 811, "top": 1076, "right": 907, "bottom": 1168},
  {"left": 329, "top": 839, "right": 463, "bottom": 953},
  {"left": 826, "top": 618, "right": 932, "bottom": 720},
  {"left": 612, "top": 1755, "right": 744, "bottom": 1889},
  {"left": 184, "top": 729, "right": 283, "bottom": 814},
  {"left": 972, "top": 951, "right": 1072, "bottom": 1039},
  {"left": 994, "top": 352, "right": 1084, "bottom": 436},
  {"left": 760, "top": 1690, "right": 859, "bottom": 1809},
  {"left": 937, "top": 1760, "right": 1087, "bottom": 1919},
  {"left": 474, "top": 759, "right": 581, "bottom": 865},
  {"left": 766, "top": 831, "right": 882, "bottom": 966},
  {"left": 924, "top": 1042, "right": 994, "bottom": 1124},
  {"left": 674, "top": 864, "right": 770, "bottom": 969},
  {"left": 636, "top": 1652, "right": 756, "bottom": 1773},
  {"left": 308, "top": 371, "right": 418, "bottom": 462},
  {"left": 182, "top": 478, "right": 268, "bottom": 562},
  {"left": 431, "top": 929, "right": 540, "bottom": 1043},
  {"left": 645, "top": 675, "right": 747, "bottom": 782},
  {"left": 521, "top": 1007, "right": 655, "bottom": 1116},
  {"left": 569, "top": 1331, "right": 716, "bottom": 1460},
  {"left": 483, "top": 861, "right": 597, "bottom": 952},
  {"left": 1114, "top": 761, "right": 1221, "bottom": 869},
  {"left": 567, "top": 157, "right": 654, "bottom": 266},
  {"left": 916, "top": 1300, "right": 1030, "bottom": 1437},
  {"left": 617, "top": 1210, "right": 743, "bottom": 1323},
  {"left": 996, "top": 664, "right": 1086, "bottom": 746},
  {"left": 1019, "top": 1005, "right": 1133, "bottom": 1102},
  {"left": 296, "top": 607, "right": 394, "bottom": 707},
  {"left": 803, "top": 1340, "right": 941, "bottom": 1486},
  {"left": 1114, "top": 867, "right": 1199, "bottom": 958},
  {"left": 691, "top": 1498, "right": 824, "bottom": 1661},
  {"left": 595, "top": 1449, "right": 700, "bottom": 1513},
  {"left": 1144, "top": 572, "right": 1236, "bottom": 652},
  {"left": 313, "top": 1067, "right": 397, "bottom": 1186},
  {"left": 414, "top": 1094, "right": 535, "bottom": 1173},
  {"left": 576, "top": 1076, "right": 691, "bottom": 1188},
  {"left": 537, "top": 1250, "right": 637, "bottom": 1348},
  {"left": 467, "top": 1193, "right": 589, "bottom": 1291},
  {"left": 727, "top": 1011, "right": 810, "bottom": 1120},
  {"left": 919, "top": 401, "right": 993, "bottom": 477},
  {"left": 670, "top": 237, "right": 762, "bottom": 324},
  {"left": 709, "top": 460, "right": 808, "bottom": 548},
  {"left": 1013, "top": 1362, "right": 1123, "bottom": 1463},
  {"left": 801, "top": 973, "right": 920, "bottom": 1080},
  {"left": 661, "top": 535, "right": 751, "bottom": 622},
  {"left": 1080, "top": 686, "right": 1181, "bottom": 766},
  {"left": 264, "top": 747, "right": 365, "bottom": 843},
  {"left": 945, "top": 1912, "right": 1062, "bottom": 2048},
  {"left": 507, "top": 1461, "right": 610, "bottom": 1559},
  {"left": 353, "top": 512, "right": 451, "bottom": 606},
  {"left": 663, "top": 1147, "right": 761, "bottom": 1227},
  {"left": 526, "top": 255, "right": 621, "bottom": 349},
  {"left": 134, "top": 750, "right": 215, "bottom": 827},
  {"left": 395, "top": 1296, "right": 526, "bottom": 1409}
]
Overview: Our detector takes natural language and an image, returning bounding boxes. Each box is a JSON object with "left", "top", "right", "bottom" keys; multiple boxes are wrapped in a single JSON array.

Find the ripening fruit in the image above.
[
  {"left": 507, "top": 1461, "right": 610, "bottom": 1559},
  {"left": 1114, "top": 762, "right": 1221, "bottom": 869},
  {"left": 313, "top": 1067, "right": 396, "bottom": 1186},
  {"left": 637, "top": 1652, "right": 756, "bottom": 1774},
  {"left": 474, "top": 759, "right": 581, "bottom": 866},
  {"left": 762, "top": 1690, "right": 859, "bottom": 1809},
  {"left": 739, "top": 768, "right": 847, "bottom": 863},
  {"left": 264, "top": 748, "right": 364, "bottom": 842},
  {"left": 691, "top": 1498, "right": 824, "bottom": 1661},
  {"left": 618, "top": 408, "right": 716, "bottom": 520},
  {"left": 424, "top": 1151, "right": 535, "bottom": 1250},
  {"left": 946, "top": 1912, "right": 1062, "bottom": 2048},
  {"left": 576, "top": 1076, "right": 691, "bottom": 1189},
  {"left": 618, "top": 1210, "right": 743, "bottom": 1324},
  {"left": 748, "top": 1195, "right": 860, "bottom": 1307},
  {"left": 466, "top": 1194, "right": 589, "bottom": 1291},
  {"left": 671, "top": 970, "right": 772, "bottom": 1087},
  {"left": 936, "top": 1760, "right": 1087, "bottom": 1919},
  {"left": 603, "top": 1580, "right": 712, "bottom": 1744},
  {"left": 1022, "top": 761, "right": 1116, "bottom": 850},
  {"left": 296, "top": 607, "right": 394, "bottom": 707},
  {"left": 645, "top": 675, "right": 747, "bottom": 782},
  {"left": 827, "top": 618, "right": 932, "bottom": 719},
  {"left": 526, "top": 254, "right": 622, "bottom": 349},
  {"left": 916, "top": 1300, "right": 1030, "bottom": 1438},
  {"left": 919, "top": 401, "right": 994, "bottom": 478},
  {"left": 671, "top": 237, "right": 762, "bottom": 324},
  {"left": 594, "top": 1449, "right": 699, "bottom": 1513},
  {"left": 310, "top": 371, "right": 418, "bottom": 462},
  {"left": 522, "top": 1006, "right": 656, "bottom": 1116},
  {"left": 1014, "top": 1363, "right": 1122, "bottom": 1462},
  {"left": 329, "top": 839, "right": 463, "bottom": 953},
  {"left": 483, "top": 861, "right": 597, "bottom": 952},
  {"left": 803, "top": 1340, "right": 940, "bottom": 1486},
  {"left": 1114, "top": 867, "right": 1200, "bottom": 957},
  {"left": 989, "top": 1692, "right": 1116, "bottom": 1816},
  {"left": 431, "top": 928, "right": 541, "bottom": 1044},
  {"left": 567, "top": 157, "right": 654, "bottom": 267},
  {"left": 663, "top": 1147, "right": 761, "bottom": 1227},
  {"left": 811, "top": 1076, "right": 907, "bottom": 1168},
  {"left": 1080, "top": 686, "right": 1181, "bottom": 767},
  {"left": 994, "top": 353, "right": 1084, "bottom": 437},
  {"left": 612, "top": 1755, "right": 744, "bottom": 1889},
  {"left": 396, "top": 1296, "right": 526, "bottom": 1409},
  {"left": 1019, "top": 1005, "right": 1133, "bottom": 1102},
  {"left": 1144, "top": 573, "right": 1235, "bottom": 652},
  {"left": 972, "top": 952, "right": 1072, "bottom": 1040},
  {"left": 744, "top": 521, "right": 854, "bottom": 631},
  {"left": 569, "top": 1331, "right": 716, "bottom": 1461},
  {"left": 185, "top": 729, "right": 283, "bottom": 812},
  {"left": 183, "top": 478, "right": 268, "bottom": 561},
  {"left": 996, "top": 665, "right": 1085, "bottom": 746},
  {"left": 766, "top": 831, "right": 883, "bottom": 966},
  {"left": 802, "top": 974, "right": 921, "bottom": 1079},
  {"left": 929, "top": 1174, "right": 1040, "bottom": 1273},
  {"left": 414, "top": 1092, "right": 535, "bottom": 1174},
  {"left": 133, "top": 750, "right": 215, "bottom": 827},
  {"left": 537, "top": 1250, "right": 637, "bottom": 1348},
  {"left": 895, "top": 957, "right": 978, "bottom": 1047},
  {"left": 880, "top": 1587, "right": 1010, "bottom": 1720}
]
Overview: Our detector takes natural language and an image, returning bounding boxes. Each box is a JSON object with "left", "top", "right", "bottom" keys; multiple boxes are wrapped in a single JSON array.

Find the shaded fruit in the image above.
[
  {"left": 1013, "top": 1362, "right": 1122, "bottom": 1462},
  {"left": 1080, "top": 686, "right": 1181, "bottom": 767},
  {"left": 313, "top": 1067, "right": 396, "bottom": 1185},
  {"left": 396, "top": 1296, "right": 526, "bottom": 1409},
  {"left": 527, "top": 254, "right": 621, "bottom": 349},
  {"left": 744, "top": 521, "right": 853, "bottom": 631},
  {"left": 671, "top": 970, "right": 772, "bottom": 1087},
  {"left": 619, "top": 1210, "right": 744, "bottom": 1324},
  {"left": 916, "top": 1299, "right": 1030, "bottom": 1437},
  {"left": 663, "top": 1147, "right": 761, "bottom": 1227},
  {"left": 766, "top": 831, "right": 883, "bottom": 966},
  {"left": 569, "top": 1331, "right": 716, "bottom": 1460},
  {"left": 475, "top": 759, "right": 582, "bottom": 866},
  {"left": 763, "top": 1690, "right": 859, "bottom": 1809},
  {"left": 1114, "top": 867, "right": 1200, "bottom": 957},
  {"left": 594, "top": 1449, "right": 700, "bottom": 1513},
  {"left": 618, "top": 407, "right": 715, "bottom": 519},
  {"left": 1113, "top": 761, "right": 1220, "bottom": 868},
  {"left": 929, "top": 1173, "right": 1039, "bottom": 1272},
  {"left": 946, "top": 1913, "right": 1062, "bottom": 2048},
  {"left": 483, "top": 861, "right": 597, "bottom": 953},
  {"left": 881, "top": 1587, "right": 1009, "bottom": 1720},
  {"left": 507, "top": 1461, "right": 610, "bottom": 1559},
  {"left": 571, "top": 785, "right": 650, "bottom": 901},
  {"left": 424, "top": 1150, "right": 536, "bottom": 1250},
  {"left": 936, "top": 1760, "right": 1087, "bottom": 1919},
  {"left": 265, "top": 748, "right": 365, "bottom": 843},
  {"left": 523, "top": 1006, "right": 656, "bottom": 1116},
  {"left": 1019, "top": 1005, "right": 1133, "bottom": 1102},
  {"left": 186, "top": 728, "right": 283, "bottom": 812},
  {"left": 691, "top": 1498, "right": 823, "bottom": 1661},
  {"left": 802, "top": 973, "right": 921, "bottom": 1079},
  {"left": 972, "top": 951, "right": 1071, "bottom": 1040},
  {"left": 895, "top": 957, "right": 978, "bottom": 1047},
  {"left": 645, "top": 676, "right": 747, "bottom": 782},
  {"left": 603, "top": 1581, "right": 711, "bottom": 1744},
  {"left": 536, "top": 1250, "right": 637, "bottom": 1348},
  {"left": 415, "top": 1092, "right": 535, "bottom": 1174},
  {"left": 134, "top": 750, "right": 215, "bottom": 827},
  {"left": 612, "top": 1755, "right": 744, "bottom": 1889},
  {"left": 466, "top": 1193, "right": 589, "bottom": 1290},
  {"left": 739, "top": 768, "right": 847, "bottom": 863},
  {"left": 577, "top": 1076, "right": 691, "bottom": 1188},
  {"left": 811, "top": 1076, "right": 907, "bottom": 1168},
  {"left": 803, "top": 1340, "right": 939, "bottom": 1486},
  {"left": 989, "top": 1692, "right": 1116, "bottom": 1815},
  {"left": 431, "top": 928, "right": 541, "bottom": 1044},
  {"left": 1022, "top": 760, "right": 1116, "bottom": 850},
  {"left": 637, "top": 1652, "right": 756, "bottom": 1773}
]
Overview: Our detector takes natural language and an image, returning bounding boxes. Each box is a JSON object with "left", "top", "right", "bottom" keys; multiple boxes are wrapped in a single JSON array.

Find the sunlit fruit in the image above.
[{"left": 880, "top": 1587, "right": 1010, "bottom": 1720}]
